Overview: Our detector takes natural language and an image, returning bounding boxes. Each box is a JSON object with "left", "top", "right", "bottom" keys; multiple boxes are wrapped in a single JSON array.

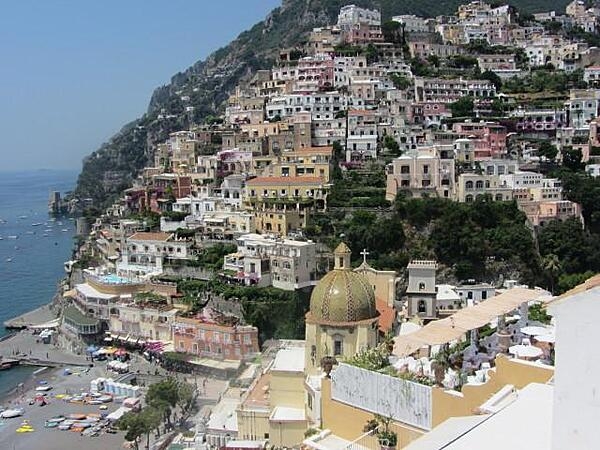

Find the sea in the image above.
[{"left": 0, "top": 170, "right": 77, "bottom": 397}]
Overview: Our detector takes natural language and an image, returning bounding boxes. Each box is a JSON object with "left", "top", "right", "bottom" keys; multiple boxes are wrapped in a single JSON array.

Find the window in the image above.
[
  {"left": 418, "top": 300, "right": 427, "bottom": 313},
  {"left": 482, "top": 291, "right": 488, "bottom": 300},
  {"left": 419, "top": 282, "right": 426, "bottom": 291},
  {"left": 334, "top": 339, "right": 343, "bottom": 356}
]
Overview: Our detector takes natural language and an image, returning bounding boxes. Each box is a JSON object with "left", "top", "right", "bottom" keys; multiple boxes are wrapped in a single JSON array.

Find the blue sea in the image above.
[{"left": 0, "top": 170, "right": 77, "bottom": 396}]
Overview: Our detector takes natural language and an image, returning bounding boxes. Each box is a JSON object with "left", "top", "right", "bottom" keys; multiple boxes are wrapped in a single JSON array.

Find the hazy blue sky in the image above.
[{"left": 0, "top": 0, "right": 280, "bottom": 172}]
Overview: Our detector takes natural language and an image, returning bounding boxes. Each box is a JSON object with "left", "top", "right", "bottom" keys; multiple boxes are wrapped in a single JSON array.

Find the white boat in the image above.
[
  {"left": 7, "top": 235, "right": 18, "bottom": 239},
  {"left": 35, "top": 385, "right": 53, "bottom": 392},
  {"left": 31, "top": 223, "right": 42, "bottom": 226},
  {"left": 61, "top": 229, "right": 68, "bottom": 232},
  {"left": 6, "top": 258, "right": 12, "bottom": 262},
  {"left": 0, "top": 408, "right": 24, "bottom": 418}
]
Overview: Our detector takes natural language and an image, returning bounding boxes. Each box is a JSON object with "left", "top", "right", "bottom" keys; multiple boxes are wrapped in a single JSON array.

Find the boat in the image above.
[
  {"left": 7, "top": 235, "right": 18, "bottom": 239},
  {"left": 0, "top": 408, "right": 25, "bottom": 418},
  {"left": 61, "top": 229, "right": 68, "bottom": 232},
  {"left": 6, "top": 258, "right": 12, "bottom": 263},
  {"left": 31, "top": 223, "right": 42, "bottom": 227},
  {"left": 18, "top": 215, "right": 28, "bottom": 219}
]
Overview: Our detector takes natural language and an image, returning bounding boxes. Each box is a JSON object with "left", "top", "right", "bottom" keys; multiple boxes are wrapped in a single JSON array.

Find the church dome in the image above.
[{"left": 309, "top": 243, "right": 378, "bottom": 323}]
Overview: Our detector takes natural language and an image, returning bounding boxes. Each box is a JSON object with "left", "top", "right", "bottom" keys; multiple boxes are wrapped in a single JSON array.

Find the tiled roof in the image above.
[
  {"left": 246, "top": 176, "right": 324, "bottom": 185},
  {"left": 376, "top": 298, "right": 396, "bottom": 333},
  {"left": 128, "top": 232, "right": 172, "bottom": 242}
]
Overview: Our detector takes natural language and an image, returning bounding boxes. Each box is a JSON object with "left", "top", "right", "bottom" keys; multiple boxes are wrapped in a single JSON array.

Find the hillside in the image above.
[{"left": 73, "top": 0, "right": 571, "bottom": 206}]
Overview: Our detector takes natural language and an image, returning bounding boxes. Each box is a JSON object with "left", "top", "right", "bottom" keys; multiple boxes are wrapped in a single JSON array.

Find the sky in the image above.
[{"left": 0, "top": 0, "right": 281, "bottom": 172}]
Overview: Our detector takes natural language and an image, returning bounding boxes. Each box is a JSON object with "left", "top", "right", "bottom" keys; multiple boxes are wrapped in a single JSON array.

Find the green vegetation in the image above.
[
  {"left": 176, "top": 279, "right": 309, "bottom": 342},
  {"left": 502, "top": 69, "right": 586, "bottom": 94},
  {"left": 327, "top": 169, "right": 390, "bottom": 208},
  {"left": 528, "top": 303, "right": 552, "bottom": 325}
]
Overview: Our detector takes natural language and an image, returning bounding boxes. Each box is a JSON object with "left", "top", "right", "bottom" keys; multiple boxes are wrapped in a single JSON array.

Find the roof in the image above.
[
  {"left": 128, "top": 232, "right": 171, "bottom": 242},
  {"left": 206, "top": 396, "right": 240, "bottom": 432},
  {"left": 242, "top": 373, "right": 271, "bottom": 410},
  {"left": 246, "top": 176, "right": 324, "bottom": 186},
  {"left": 403, "top": 416, "right": 488, "bottom": 450},
  {"left": 75, "top": 283, "right": 118, "bottom": 300},
  {"left": 290, "top": 146, "right": 333, "bottom": 155},
  {"left": 417, "top": 383, "right": 553, "bottom": 450},
  {"left": 310, "top": 269, "right": 378, "bottom": 323},
  {"left": 271, "top": 347, "right": 305, "bottom": 373},
  {"left": 376, "top": 299, "right": 395, "bottom": 333},
  {"left": 394, "top": 287, "right": 543, "bottom": 357},
  {"left": 269, "top": 406, "right": 306, "bottom": 422},
  {"left": 63, "top": 306, "right": 100, "bottom": 326},
  {"left": 334, "top": 242, "right": 351, "bottom": 254}
]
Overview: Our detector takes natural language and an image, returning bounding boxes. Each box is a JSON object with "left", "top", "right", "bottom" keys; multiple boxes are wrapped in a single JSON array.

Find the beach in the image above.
[{"left": 0, "top": 363, "right": 125, "bottom": 450}]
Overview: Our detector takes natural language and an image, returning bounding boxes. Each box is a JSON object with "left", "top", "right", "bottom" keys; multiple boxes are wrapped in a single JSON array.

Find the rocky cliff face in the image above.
[{"left": 73, "top": 0, "right": 571, "bottom": 207}]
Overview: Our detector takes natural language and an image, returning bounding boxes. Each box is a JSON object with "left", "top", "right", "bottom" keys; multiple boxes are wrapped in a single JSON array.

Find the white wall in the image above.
[{"left": 549, "top": 286, "right": 600, "bottom": 450}]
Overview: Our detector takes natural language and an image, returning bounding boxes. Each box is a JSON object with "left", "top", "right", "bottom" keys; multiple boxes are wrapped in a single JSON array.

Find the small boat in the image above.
[
  {"left": 18, "top": 215, "right": 28, "bottom": 219},
  {"left": 61, "top": 229, "right": 68, "bottom": 232},
  {"left": 31, "top": 223, "right": 42, "bottom": 226},
  {"left": 1, "top": 408, "right": 25, "bottom": 418},
  {"left": 7, "top": 235, "right": 18, "bottom": 239},
  {"left": 6, "top": 258, "right": 12, "bottom": 263}
]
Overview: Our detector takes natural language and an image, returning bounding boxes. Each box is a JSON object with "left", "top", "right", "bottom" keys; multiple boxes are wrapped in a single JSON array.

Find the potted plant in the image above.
[
  {"left": 320, "top": 356, "right": 338, "bottom": 378},
  {"left": 364, "top": 415, "right": 398, "bottom": 450}
]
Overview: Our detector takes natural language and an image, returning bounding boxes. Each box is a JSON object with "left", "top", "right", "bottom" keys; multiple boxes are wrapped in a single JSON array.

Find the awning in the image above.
[{"left": 394, "top": 288, "right": 544, "bottom": 357}]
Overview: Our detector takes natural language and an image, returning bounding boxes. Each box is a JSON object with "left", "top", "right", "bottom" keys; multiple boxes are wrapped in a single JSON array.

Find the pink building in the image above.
[
  {"left": 294, "top": 55, "right": 335, "bottom": 93},
  {"left": 452, "top": 121, "right": 507, "bottom": 158}
]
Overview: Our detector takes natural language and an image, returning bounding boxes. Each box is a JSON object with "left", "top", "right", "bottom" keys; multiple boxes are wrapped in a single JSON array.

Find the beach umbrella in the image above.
[
  {"left": 114, "top": 348, "right": 127, "bottom": 356},
  {"left": 86, "top": 345, "right": 99, "bottom": 354},
  {"left": 520, "top": 326, "right": 552, "bottom": 337},
  {"left": 509, "top": 344, "right": 543, "bottom": 359},
  {"left": 535, "top": 333, "right": 556, "bottom": 344}
]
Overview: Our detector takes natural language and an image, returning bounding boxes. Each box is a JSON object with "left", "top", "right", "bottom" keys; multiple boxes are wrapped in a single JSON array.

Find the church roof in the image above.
[
  {"left": 309, "top": 267, "right": 378, "bottom": 323},
  {"left": 334, "top": 242, "right": 351, "bottom": 254}
]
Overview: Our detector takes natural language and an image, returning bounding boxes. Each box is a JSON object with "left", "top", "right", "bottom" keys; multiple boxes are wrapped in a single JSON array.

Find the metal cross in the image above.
[{"left": 360, "top": 248, "right": 369, "bottom": 264}]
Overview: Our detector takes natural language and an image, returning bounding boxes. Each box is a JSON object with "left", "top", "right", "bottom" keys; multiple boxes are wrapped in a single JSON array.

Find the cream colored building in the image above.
[
  {"left": 455, "top": 173, "right": 513, "bottom": 203},
  {"left": 386, "top": 148, "right": 455, "bottom": 201}
]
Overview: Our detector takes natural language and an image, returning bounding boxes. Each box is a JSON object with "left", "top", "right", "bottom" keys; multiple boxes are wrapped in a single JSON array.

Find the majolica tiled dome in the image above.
[{"left": 309, "top": 243, "right": 377, "bottom": 323}]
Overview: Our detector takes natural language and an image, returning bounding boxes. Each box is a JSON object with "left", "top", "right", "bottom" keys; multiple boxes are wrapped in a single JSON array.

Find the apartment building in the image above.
[
  {"left": 414, "top": 77, "right": 496, "bottom": 103},
  {"left": 223, "top": 233, "right": 317, "bottom": 290},
  {"left": 172, "top": 317, "right": 259, "bottom": 361},
  {"left": 455, "top": 173, "right": 513, "bottom": 202}
]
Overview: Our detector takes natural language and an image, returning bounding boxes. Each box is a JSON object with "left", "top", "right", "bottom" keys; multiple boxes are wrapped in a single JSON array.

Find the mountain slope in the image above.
[{"left": 73, "top": 0, "right": 571, "bottom": 206}]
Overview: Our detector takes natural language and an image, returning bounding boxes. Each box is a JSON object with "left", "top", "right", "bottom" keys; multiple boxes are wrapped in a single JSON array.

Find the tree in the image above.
[
  {"left": 541, "top": 254, "right": 561, "bottom": 295},
  {"left": 561, "top": 146, "right": 584, "bottom": 172},
  {"left": 480, "top": 70, "right": 502, "bottom": 90},
  {"left": 118, "top": 408, "right": 160, "bottom": 450},
  {"left": 538, "top": 142, "right": 558, "bottom": 162},
  {"left": 426, "top": 54, "right": 440, "bottom": 68},
  {"left": 146, "top": 378, "right": 180, "bottom": 426},
  {"left": 383, "top": 135, "right": 402, "bottom": 156},
  {"left": 450, "top": 96, "right": 474, "bottom": 118}
]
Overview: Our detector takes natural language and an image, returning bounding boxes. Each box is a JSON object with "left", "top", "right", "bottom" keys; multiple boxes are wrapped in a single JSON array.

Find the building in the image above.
[
  {"left": 385, "top": 148, "right": 455, "bottom": 201},
  {"left": 414, "top": 77, "right": 496, "bottom": 103},
  {"left": 456, "top": 173, "right": 513, "bottom": 203},
  {"left": 346, "top": 110, "right": 378, "bottom": 162},
  {"left": 117, "top": 232, "right": 193, "bottom": 277},
  {"left": 305, "top": 243, "right": 379, "bottom": 374},
  {"left": 244, "top": 176, "right": 329, "bottom": 212},
  {"left": 337, "top": 5, "right": 381, "bottom": 30},
  {"left": 405, "top": 260, "right": 438, "bottom": 319},
  {"left": 223, "top": 234, "right": 317, "bottom": 290},
  {"left": 172, "top": 316, "right": 259, "bottom": 361}
]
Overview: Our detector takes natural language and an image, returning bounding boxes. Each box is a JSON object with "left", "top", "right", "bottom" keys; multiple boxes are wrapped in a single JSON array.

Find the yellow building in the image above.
[
  {"left": 245, "top": 176, "right": 329, "bottom": 211},
  {"left": 305, "top": 243, "right": 380, "bottom": 374},
  {"left": 261, "top": 147, "right": 333, "bottom": 183},
  {"left": 236, "top": 343, "right": 308, "bottom": 447},
  {"left": 253, "top": 208, "right": 306, "bottom": 235}
]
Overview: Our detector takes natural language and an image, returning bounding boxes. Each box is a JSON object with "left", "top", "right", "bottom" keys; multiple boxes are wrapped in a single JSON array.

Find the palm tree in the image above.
[{"left": 542, "top": 254, "right": 561, "bottom": 295}]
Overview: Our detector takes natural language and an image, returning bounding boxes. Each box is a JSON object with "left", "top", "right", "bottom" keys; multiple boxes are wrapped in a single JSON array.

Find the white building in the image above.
[
  {"left": 117, "top": 232, "right": 192, "bottom": 277},
  {"left": 223, "top": 234, "right": 317, "bottom": 291},
  {"left": 586, "top": 163, "right": 600, "bottom": 177},
  {"left": 392, "top": 15, "right": 430, "bottom": 33},
  {"left": 337, "top": 5, "right": 381, "bottom": 29}
]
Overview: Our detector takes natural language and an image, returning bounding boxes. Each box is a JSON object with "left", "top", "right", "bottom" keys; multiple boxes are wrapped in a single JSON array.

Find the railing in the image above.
[{"left": 344, "top": 429, "right": 380, "bottom": 450}]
